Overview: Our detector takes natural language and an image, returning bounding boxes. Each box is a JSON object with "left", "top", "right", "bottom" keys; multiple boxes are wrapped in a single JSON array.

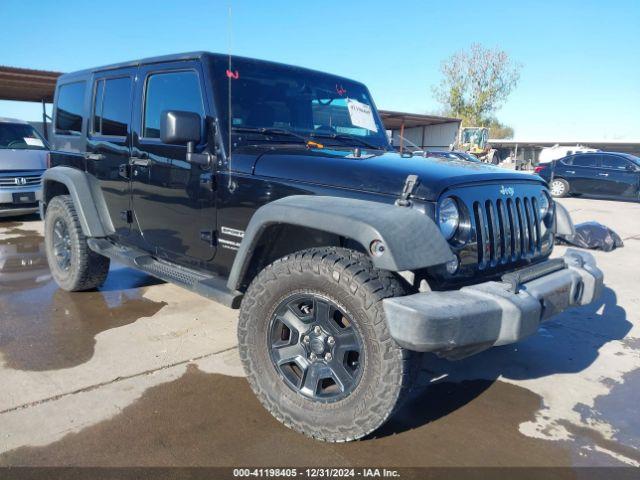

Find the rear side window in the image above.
[
  {"left": 601, "top": 155, "right": 629, "bottom": 170},
  {"left": 572, "top": 154, "right": 598, "bottom": 167},
  {"left": 143, "top": 71, "right": 204, "bottom": 139},
  {"left": 55, "top": 81, "right": 86, "bottom": 134},
  {"left": 92, "top": 77, "right": 132, "bottom": 137}
]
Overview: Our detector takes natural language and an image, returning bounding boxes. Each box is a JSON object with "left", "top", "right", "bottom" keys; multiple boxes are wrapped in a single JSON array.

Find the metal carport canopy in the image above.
[
  {"left": 378, "top": 110, "right": 461, "bottom": 129},
  {"left": 0, "top": 66, "right": 61, "bottom": 103}
]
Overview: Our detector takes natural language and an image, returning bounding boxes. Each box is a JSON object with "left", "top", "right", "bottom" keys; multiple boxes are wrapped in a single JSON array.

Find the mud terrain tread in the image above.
[
  {"left": 238, "top": 247, "right": 418, "bottom": 442},
  {"left": 45, "top": 195, "right": 110, "bottom": 291}
]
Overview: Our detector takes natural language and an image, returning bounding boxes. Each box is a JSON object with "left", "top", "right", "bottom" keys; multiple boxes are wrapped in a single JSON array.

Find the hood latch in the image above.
[{"left": 395, "top": 174, "right": 419, "bottom": 207}]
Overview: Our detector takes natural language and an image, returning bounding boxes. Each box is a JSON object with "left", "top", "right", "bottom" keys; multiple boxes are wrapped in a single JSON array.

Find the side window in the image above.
[
  {"left": 92, "top": 77, "right": 132, "bottom": 137},
  {"left": 572, "top": 154, "right": 598, "bottom": 167},
  {"left": 55, "top": 81, "right": 86, "bottom": 134},
  {"left": 560, "top": 156, "right": 573, "bottom": 166},
  {"left": 143, "top": 71, "right": 204, "bottom": 139},
  {"left": 601, "top": 155, "right": 629, "bottom": 170}
]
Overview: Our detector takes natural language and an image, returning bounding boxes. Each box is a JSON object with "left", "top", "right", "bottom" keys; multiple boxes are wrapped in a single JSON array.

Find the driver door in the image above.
[
  {"left": 597, "top": 155, "right": 640, "bottom": 198},
  {"left": 130, "top": 62, "right": 217, "bottom": 265}
]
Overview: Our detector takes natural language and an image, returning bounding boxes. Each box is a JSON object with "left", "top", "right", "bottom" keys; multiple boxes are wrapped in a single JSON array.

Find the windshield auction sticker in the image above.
[
  {"left": 24, "top": 137, "right": 44, "bottom": 147},
  {"left": 347, "top": 99, "right": 378, "bottom": 132}
]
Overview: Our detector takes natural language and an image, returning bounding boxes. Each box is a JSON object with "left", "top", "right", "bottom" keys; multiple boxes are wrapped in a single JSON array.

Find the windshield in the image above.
[
  {"left": 0, "top": 123, "right": 48, "bottom": 150},
  {"left": 213, "top": 58, "right": 390, "bottom": 149},
  {"left": 456, "top": 151, "right": 481, "bottom": 162},
  {"left": 621, "top": 153, "right": 640, "bottom": 165},
  {"left": 428, "top": 151, "right": 458, "bottom": 159}
]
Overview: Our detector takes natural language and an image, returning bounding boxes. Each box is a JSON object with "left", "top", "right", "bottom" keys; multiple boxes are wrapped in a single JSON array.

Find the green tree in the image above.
[
  {"left": 487, "top": 117, "right": 514, "bottom": 139},
  {"left": 433, "top": 43, "right": 521, "bottom": 132}
]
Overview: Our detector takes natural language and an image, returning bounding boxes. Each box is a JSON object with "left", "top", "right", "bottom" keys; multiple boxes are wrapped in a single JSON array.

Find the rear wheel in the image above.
[
  {"left": 238, "top": 247, "right": 418, "bottom": 442},
  {"left": 549, "top": 178, "right": 570, "bottom": 198},
  {"left": 44, "top": 195, "right": 110, "bottom": 291}
]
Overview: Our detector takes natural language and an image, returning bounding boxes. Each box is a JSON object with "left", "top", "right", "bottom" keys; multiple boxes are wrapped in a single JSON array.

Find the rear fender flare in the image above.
[{"left": 42, "top": 166, "right": 114, "bottom": 238}]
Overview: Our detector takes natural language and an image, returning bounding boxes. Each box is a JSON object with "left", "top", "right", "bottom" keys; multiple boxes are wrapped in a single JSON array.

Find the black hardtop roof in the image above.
[{"left": 57, "top": 51, "right": 363, "bottom": 86}]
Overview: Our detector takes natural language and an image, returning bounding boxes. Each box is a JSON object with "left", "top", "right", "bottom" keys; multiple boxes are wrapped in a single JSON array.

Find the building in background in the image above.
[
  {"left": 380, "top": 110, "right": 461, "bottom": 151},
  {"left": 491, "top": 139, "right": 640, "bottom": 166}
]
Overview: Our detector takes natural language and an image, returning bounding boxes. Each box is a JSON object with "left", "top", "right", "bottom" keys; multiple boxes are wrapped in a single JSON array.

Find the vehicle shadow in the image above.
[
  {"left": 0, "top": 213, "right": 40, "bottom": 224},
  {"left": 376, "top": 286, "right": 630, "bottom": 437},
  {"left": 98, "top": 265, "right": 165, "bottom": 291}
]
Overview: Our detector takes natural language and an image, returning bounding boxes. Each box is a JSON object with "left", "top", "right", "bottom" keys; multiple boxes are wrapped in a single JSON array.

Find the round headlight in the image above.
[
  {"left": 538, "top": 192, "right": 551, "bottom": 218},
  {"left": 438, "top": 197, "right": 460, "bottom": 240}
]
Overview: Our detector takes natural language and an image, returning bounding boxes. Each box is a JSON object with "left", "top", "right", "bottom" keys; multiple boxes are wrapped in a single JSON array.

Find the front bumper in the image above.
[
  {"left": 0, "top": 186, "right": 42, "bottom": 217},
  {"left": 383, "top": 249, "right": 604, "bottom": 359}
]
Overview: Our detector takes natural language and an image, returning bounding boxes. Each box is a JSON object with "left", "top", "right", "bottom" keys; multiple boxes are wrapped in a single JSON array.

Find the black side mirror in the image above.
[
  {"left": 160, "top": 110, "right": 201, "bottom": 145},
  {"left": 160, "top": 110, "right": 210, "bottom": 166},
  {"left": 626, "top": 164, "right": 638, "bottom": 172}
]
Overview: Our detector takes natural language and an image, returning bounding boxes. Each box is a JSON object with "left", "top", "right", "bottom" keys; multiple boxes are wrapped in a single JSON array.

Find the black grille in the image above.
[{"left": 473, "top": 195, "right": 542, "bottom": 269}]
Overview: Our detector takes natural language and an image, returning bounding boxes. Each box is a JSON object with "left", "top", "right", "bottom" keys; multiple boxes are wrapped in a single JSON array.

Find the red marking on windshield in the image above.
[
  {"left": 336, "top": 84, "right": 346, "bottom": 96},
  {"left": 226, "top": 69, "right": 239, "bottom": 79}
]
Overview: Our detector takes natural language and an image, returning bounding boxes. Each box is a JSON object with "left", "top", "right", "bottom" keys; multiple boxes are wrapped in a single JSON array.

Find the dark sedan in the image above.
[{"left": 536, "top": 152, "right": 640, "bottom": 200}]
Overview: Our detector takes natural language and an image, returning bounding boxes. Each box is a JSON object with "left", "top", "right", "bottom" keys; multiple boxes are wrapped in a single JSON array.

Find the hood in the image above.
[
  {"left": 0, "top": 149, "right": 48, "bottom": 171},
  {"left": 252, "top": 147, "right": 544, "bottom": 201}
]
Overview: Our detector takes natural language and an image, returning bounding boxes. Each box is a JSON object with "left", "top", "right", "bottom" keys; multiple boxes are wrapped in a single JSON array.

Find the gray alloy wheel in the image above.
[
  {"left": 52, "top": 217, "right": 72, "bottom": 272},
  {"left": 268, "top": 292, "right": 364, "bottom": 402}
]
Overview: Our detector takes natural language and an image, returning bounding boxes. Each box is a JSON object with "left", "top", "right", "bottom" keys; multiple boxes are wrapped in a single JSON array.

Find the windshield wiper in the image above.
[
  {"left": 232, "top": 127, "right": 320, "bottom": 147},
  {"left": 313, "top": 132, "right": 382, "bottom": 150}
]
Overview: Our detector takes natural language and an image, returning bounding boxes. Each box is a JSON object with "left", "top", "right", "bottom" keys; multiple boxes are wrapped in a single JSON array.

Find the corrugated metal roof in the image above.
[
  {"left": 378, "top": 109, "right": 461, "bottom": 129},
  {"left": 0, "top": 66, "right": 61, "bottom": 102}
]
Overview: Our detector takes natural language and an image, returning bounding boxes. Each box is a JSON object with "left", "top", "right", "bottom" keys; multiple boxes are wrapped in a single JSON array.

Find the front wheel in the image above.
[{"left": 238, "top": 247, "right": 417, "bottom": 442}]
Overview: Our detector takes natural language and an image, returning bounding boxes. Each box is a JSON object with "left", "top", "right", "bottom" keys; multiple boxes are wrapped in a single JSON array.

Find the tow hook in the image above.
[{"left": 395, "top": 174, "right": 419, "bottom": 207}]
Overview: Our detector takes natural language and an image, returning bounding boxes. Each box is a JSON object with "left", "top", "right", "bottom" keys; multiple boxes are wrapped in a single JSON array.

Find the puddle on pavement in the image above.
[
  {"left": 0, "top": 365, "right": 573, "bottom": 467},
  {"left": 0, "top": 226, "right": 166, "bottom": 371}
]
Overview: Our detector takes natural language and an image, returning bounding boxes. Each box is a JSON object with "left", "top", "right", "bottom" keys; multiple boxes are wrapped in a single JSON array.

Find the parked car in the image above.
[
  {"left": 535, "top": 152, "right": 640, "bottom": 200},
  {"left": 0, "top": 118, "right": 49, "bottom": 217},
  {"left": 426, "top": 149, "right": 481, "bottom": 163},
  {"left": 42, "top": 52, "right": 602, "bottom": 442}
]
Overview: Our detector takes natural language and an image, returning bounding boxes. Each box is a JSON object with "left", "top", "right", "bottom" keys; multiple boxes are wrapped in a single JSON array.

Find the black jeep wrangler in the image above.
[{"left": 42, "top": 52, "right": 603, "bottom": 442}]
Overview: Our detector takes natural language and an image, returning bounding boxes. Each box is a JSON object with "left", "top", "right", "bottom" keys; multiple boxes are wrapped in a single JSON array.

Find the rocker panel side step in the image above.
[{"left": 87, "top": 238, "right": 243, "bottom": 309}]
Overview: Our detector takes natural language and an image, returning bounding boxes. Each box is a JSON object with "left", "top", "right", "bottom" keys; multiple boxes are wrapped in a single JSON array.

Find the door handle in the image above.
[
  {"left": 598, "top": 173, "right": 609, "bottom": 177},
  {"left": 85, "top": 153, "right": 105, "bottom": 161},
  {"left": 130, "top": 157, "right": 151, "bottom": 167},
  {"left": 566, "top": 170, "right": 575, "bottom": 174}
]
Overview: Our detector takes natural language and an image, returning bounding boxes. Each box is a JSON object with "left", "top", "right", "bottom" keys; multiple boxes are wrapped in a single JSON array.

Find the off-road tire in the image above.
[
  {"left": 44, "top": 195, "right": 110, "bottom": 291},
  {"left": 549, "top": 178, "right": 570, "bottom": 198},
  {"left": 238, "top": 247, "right": 418, "bottom": 442}
]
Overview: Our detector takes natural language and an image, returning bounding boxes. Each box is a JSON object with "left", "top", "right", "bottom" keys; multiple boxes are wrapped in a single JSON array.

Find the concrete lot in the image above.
[{"left": 0, "top": 197, "right": 638, "bottom": 467}]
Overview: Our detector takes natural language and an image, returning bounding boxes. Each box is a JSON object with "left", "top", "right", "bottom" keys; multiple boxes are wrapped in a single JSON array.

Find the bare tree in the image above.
[{"left": 433, "top": 43, "right": 521, "bottom": 128}]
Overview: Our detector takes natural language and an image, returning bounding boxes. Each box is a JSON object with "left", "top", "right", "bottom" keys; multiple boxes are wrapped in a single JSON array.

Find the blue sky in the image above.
[{"left": 1, "top": 0, "right": 638, "bottom": 140}]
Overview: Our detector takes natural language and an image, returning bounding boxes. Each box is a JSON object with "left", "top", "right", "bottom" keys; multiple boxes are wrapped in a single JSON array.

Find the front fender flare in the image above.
[
  {"left": 227, "top": 195, "right": 455, "bottom": 291},
  {"left": 42, "top": 167, "right": 114, "bottom": 237}
]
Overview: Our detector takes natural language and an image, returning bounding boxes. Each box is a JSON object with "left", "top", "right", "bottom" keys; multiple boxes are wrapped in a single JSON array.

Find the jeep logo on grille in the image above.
[
  {"left": 499, "top": 185, "right": 514, "bottom": 196},
  {"left": 14, "top": 177, "right": 27, "bottom": 186}
]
